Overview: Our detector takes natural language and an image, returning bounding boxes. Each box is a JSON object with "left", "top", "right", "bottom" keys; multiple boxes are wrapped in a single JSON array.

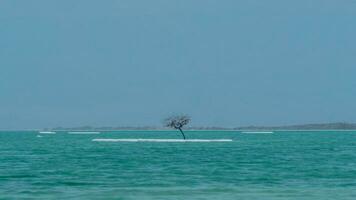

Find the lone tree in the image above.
[{"left": 164, "top": 115, "right": 191, "bottom": 140}]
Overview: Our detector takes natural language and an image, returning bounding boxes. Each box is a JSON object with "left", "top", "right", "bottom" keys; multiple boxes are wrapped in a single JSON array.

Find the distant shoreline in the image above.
[
  {"left": 2, "top": 130, "right": 356, "bottom": 132},
  {"left": 2, "top": 122, "right": 356, "bottom": 132},
  {"left": 48, "top": 122, "right": 356, "bottom": 132}
]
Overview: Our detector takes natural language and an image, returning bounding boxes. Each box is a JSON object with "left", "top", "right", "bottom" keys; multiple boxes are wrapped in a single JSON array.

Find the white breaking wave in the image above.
[
  {"left": 92, "top": 139, "right": 233, "bottom": 143},
  {"left": 68, "top": 132, "right": 101, "bottom": 134},
  {"left": 39, "top": 131, "right": 56, "bottom": 134},
  {"left": 242, "top": 131, "right": 274, "bottom": 134}
]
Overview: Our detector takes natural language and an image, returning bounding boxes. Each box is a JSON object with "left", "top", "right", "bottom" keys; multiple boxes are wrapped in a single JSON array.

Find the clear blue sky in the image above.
[{"left": 1, "top": 1, "right": 356, "bottom": 129}]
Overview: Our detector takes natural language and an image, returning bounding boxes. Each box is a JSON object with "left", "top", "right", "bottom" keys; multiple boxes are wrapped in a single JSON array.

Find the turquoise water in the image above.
[{"left": 1, "top": 131, "right": 356, "bottom": 199}]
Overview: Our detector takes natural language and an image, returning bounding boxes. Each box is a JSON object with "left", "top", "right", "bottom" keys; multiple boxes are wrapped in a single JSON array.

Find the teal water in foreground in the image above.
[{"left": 1, "top": 131, "right": 356, "bottom": 199}]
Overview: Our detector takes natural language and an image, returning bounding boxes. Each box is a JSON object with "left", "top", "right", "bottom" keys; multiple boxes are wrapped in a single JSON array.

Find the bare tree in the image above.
[{"left": 164, "top": 115, "right": 191, "bottom": 140}]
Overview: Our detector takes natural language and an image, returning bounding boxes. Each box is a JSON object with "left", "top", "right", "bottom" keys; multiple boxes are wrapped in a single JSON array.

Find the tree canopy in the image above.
[{"left": 164, "top": 115, "right": 191, "bottom": 139}]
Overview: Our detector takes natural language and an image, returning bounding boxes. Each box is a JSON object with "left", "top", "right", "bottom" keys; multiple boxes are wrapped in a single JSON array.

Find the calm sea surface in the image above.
[{"left": 1, "top": 131, "right": 356, "bottom": 199}]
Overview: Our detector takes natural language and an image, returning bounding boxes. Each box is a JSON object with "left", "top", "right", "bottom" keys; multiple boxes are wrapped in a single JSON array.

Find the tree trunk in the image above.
[{"left": 178, "top": 128, "right": 186, "bottom": 140}]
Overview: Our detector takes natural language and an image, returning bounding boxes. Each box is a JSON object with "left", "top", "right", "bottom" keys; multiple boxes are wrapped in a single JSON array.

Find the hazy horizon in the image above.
[
  {"left": 1, "top": 1, "right": 356, "bottom": 129},
  {"left": 2, "top": 121, "right": 356, "bottom": 131}
]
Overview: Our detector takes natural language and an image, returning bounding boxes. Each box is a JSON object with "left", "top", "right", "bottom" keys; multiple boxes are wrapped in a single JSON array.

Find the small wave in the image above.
[
  {"left": 242, "top": 131, "right": 274, "bottom": 134},
  {"left": 92, "top": 139, "right": 233, "bottom": 142},
  {"left": 68, "top": 132, "right": 101, "bottom": 134}
]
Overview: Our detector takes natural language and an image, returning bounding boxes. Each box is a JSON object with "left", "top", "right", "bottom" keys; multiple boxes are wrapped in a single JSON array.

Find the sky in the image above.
[{"left": 1, "top": 0, "right": 356, "bottom": 129}]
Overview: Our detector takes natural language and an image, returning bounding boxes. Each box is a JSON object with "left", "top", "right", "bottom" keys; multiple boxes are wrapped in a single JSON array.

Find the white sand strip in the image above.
[
  {"left": 92, "top": 139, "right": 233, "bottom": 142},
  {"left": 39, "top": 131, "right": 56, "bottom": 134}
]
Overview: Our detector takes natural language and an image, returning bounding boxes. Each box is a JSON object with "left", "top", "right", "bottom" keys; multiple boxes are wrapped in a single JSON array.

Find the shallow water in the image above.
[{"left": 1, "top": 131, "right": 356, "bottom": 199}]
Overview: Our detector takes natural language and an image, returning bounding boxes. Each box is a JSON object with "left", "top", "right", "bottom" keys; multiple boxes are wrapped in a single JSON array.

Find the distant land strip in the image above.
[{"left": 45, "top": 123, "right": 356, "bottom": 131}]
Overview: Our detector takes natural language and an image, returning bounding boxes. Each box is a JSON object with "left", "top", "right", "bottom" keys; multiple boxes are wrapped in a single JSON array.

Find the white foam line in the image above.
[
  {"left": 39, "top": 131, "right": 56, "bottom": 134},
  {"left": 92, "top": 139, "right": 233, "bottom": 143},
  {"left": 68, "top": 132, "right": 101, "bottom": 134},
  {"left": 242, "top": 131, "right": 274, "bottom": 134}
]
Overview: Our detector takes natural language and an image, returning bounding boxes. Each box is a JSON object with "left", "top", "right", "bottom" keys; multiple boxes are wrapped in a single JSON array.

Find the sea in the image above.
[{"left": 1, "top": 130, "right": 356, "bottom": 199}]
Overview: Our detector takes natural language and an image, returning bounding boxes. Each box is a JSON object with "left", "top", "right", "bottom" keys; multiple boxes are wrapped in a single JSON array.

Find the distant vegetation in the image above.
[{"left": 235, "top": 123, "right": 356, "bottom": 130}]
